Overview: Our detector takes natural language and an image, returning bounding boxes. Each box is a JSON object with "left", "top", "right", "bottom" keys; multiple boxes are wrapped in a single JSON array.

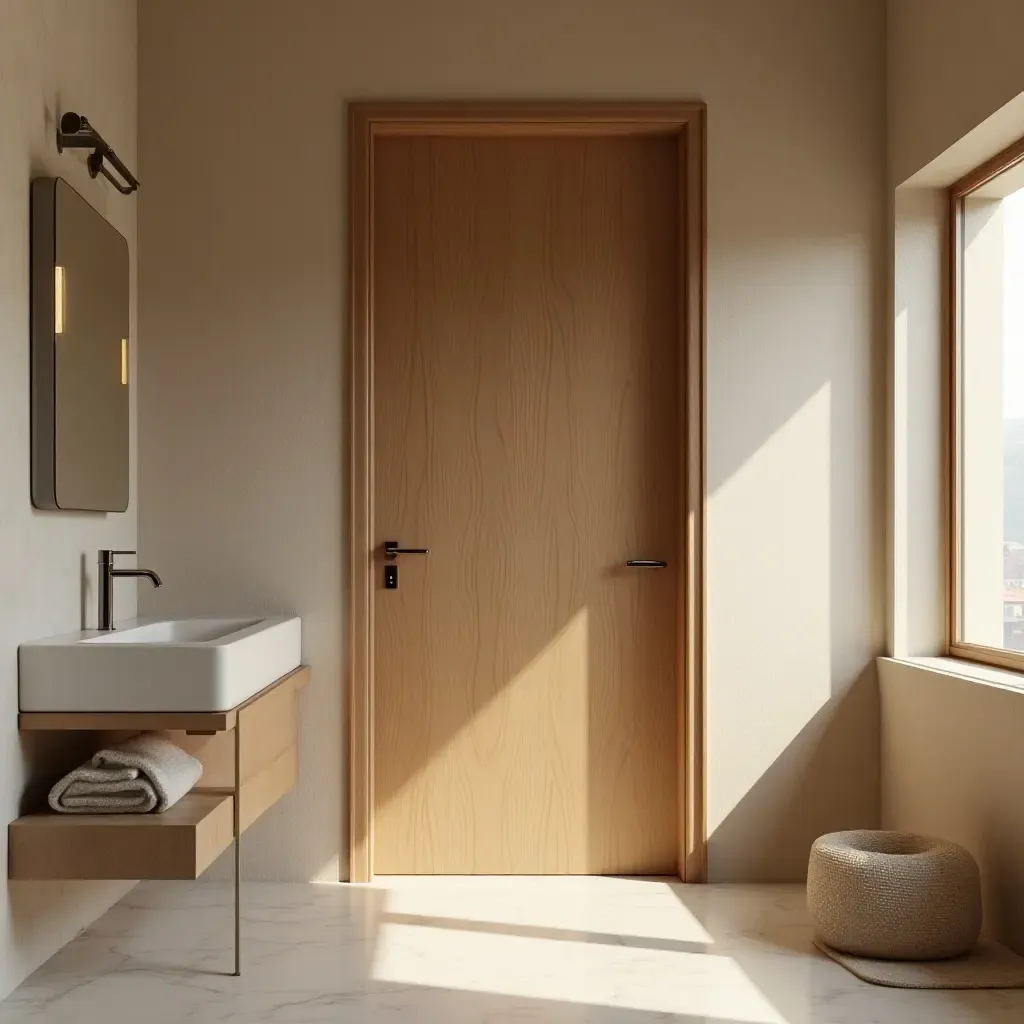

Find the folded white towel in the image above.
[{"left": 48, "top": 733, "right": 203, "bottom": 814}]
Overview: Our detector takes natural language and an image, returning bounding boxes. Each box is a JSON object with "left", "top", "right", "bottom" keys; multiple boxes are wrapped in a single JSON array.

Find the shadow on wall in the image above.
[
  {"left": 979, "top": 813, "right": 1024, "bottom": 955},
  {"left": 708, "top": 666, "right": 881, "bottom": 882},
  {"left": 696, "top": 57, "right": 885, "bottom": 873},
  {"left": 706, "top": 372, "right": 882, "bottom": 877}
]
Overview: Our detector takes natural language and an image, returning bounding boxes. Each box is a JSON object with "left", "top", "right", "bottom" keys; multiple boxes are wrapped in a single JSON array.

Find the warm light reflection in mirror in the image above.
[{"left": 54, "top": 265, "right": 66, "bottom": 334}]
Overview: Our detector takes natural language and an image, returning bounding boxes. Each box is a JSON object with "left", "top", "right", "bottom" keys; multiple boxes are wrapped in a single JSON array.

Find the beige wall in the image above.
[
  {"left": 886, "top": 3, "right": 1024, "bottom": 657},
  {"left": 889, "top": 0, "right": 1024, "bottom": 186},
  {"left": 0, "top": 0, "right": 138, "bottom": 999},
  {"left": 884, "top": 0, "right": 1024, "bottom": 959},
  {"left": 886, "top": 2, "right": 1024, "bottom": 656},
  {"left": 138, "top": 0, "right": 886, "bottom": 883},
  {"left": 880, "top": 659, "right": 1024, "bottom": 952}
]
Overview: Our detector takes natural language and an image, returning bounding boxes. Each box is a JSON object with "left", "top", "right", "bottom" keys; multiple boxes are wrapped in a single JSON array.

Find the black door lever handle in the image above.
[
  {"left": 384, "top": 541, "right": 430, "bottom": 560},
  {"left": 626, "top": 559, "right": 667, "bottom": 568}
]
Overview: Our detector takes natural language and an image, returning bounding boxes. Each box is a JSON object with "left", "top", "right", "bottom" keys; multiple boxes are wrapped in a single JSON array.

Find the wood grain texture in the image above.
[
  {"left": 8, "top": 793, "right": 234, "bottom": 880},
  {"left": 349, "top": 103, "right": 707, "bottom": 882},
  {"left": 171, "top": 676, "right": 300, "bottom": 831},
  {"left": 237, "top": 673, "right": 299, "bottom": 831},
  {"left": 372, "top": 133, "right": 680, "bottom": 874}
]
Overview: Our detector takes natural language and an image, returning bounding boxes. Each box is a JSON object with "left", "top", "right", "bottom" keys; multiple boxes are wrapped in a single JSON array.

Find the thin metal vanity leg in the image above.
[{"left": 233, "top": 718, "right": 241, "bottom": 977}]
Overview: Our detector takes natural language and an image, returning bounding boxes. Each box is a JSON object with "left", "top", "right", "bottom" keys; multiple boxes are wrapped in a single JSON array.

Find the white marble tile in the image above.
[{"left": 3, "top": 877, "right": 1024, "bottom": 1023}]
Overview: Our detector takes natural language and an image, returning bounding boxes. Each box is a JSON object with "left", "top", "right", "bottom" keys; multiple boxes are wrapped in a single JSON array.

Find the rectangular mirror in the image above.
[{"left": 31, "top": 177, "right": 130, "bottom": 511}]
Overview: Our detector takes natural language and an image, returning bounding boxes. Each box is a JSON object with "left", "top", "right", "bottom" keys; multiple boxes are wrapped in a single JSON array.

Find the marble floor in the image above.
[{"left": 3, "top": 877, "right": 1024, "bottom": 1022}]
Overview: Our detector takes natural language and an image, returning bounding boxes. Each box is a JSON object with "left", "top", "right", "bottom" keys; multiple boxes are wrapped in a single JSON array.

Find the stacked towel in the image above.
[{"left": 48, "top": 733, "right": 202, "bottom": 814}]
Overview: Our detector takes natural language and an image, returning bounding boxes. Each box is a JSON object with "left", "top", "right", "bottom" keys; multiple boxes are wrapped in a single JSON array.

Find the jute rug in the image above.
[{"left": 815, "top": 939, "right": 1024, "bottom": 989}]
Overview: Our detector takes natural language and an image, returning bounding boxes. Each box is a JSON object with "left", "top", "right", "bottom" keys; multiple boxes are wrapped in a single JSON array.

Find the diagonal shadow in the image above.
[
  {"left": 706, "top": 667, "right": 881, "bottom": 882},
  {"left": 381, "top": 910, "right": 712, "bottom": 955}
]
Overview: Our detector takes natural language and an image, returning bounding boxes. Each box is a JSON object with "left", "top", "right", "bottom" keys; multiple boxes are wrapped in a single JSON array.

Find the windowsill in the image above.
[{"left": 881, "top": 654, "right": 1024, "bottom": 695}]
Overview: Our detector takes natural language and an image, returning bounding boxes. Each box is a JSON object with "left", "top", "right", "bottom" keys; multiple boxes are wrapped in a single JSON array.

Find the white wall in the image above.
[
  {"left": 138, "top": 0, "right": 886, "bottom": 883},
  {"left": 0, "top": 0, "right": 138, "bottom": 999}
]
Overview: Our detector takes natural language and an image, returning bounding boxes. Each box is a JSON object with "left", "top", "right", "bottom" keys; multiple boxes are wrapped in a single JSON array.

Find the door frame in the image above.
[{"left": 347, "top": 101, "right": 707, "bottom": 883}]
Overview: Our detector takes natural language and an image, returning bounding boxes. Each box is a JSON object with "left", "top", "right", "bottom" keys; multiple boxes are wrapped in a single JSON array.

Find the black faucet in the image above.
[{"left": 97, "top": 549, "right": 163, "bottom": 631}]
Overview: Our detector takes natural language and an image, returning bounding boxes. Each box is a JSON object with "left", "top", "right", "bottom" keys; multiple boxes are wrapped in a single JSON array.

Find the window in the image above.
[{"left": 951, "top": 137, "right": 1024, "bottom": 671}]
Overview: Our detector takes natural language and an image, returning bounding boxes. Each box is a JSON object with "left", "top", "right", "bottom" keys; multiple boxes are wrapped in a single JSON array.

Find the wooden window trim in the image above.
[
  {"left": 347, "top": 101, "right": 707, "bottom": 883},
  {"left": 947, "top": 135, "right": 1024, "bottom": 674}
]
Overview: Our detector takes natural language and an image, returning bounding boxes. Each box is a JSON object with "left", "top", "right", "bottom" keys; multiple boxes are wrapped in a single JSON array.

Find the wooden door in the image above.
[{"left": 372, "top": 132, "right": 680, "bottom": 874}]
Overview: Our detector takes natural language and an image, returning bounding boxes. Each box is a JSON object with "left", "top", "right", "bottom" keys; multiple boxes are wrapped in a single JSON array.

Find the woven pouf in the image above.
[{"left": 807, "top": 830, "right": 982, "bottom": 961}]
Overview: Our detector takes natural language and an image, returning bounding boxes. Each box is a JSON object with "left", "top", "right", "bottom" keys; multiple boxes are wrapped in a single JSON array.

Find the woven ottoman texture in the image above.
[{"left": 807, "top": 830, "right": 982, "bottom": 961}]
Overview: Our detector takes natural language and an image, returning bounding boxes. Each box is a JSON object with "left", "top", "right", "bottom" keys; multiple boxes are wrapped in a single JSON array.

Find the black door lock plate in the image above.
[{"left": 384, "top": 564, "right": 399, "bottom": 589}]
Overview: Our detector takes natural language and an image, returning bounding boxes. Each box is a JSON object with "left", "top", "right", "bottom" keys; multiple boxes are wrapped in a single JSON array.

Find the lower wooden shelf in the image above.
[
  {"left": 6, "top": 666, "right": 309, "bottom": 975},
  {"left": 9, "top": 792, "right": 234, "bottom": 881},
  {"left": 8, "top": 665, "right": 307, "bottom": 884}
]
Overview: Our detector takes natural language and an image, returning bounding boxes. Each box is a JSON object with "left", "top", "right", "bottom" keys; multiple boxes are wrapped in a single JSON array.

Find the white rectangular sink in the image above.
[{"left": 19, "top": 617, "right": 302, "bottom": 713}]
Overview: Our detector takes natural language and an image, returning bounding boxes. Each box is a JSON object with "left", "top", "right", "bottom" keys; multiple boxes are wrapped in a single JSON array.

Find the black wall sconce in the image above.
[{"left": 56, "top": 112, "right": 139, "bottom": 195}]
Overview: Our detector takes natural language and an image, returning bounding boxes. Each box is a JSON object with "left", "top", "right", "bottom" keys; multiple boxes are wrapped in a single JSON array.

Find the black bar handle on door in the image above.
[
  {"left": 626, "top": 559, "right": 668, "bottom": 568},
  {"left": 384, "top": 541, "right": 430, "bottom": 560}
]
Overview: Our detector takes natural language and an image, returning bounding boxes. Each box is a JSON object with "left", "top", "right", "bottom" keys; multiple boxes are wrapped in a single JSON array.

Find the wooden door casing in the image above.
[{"left": 348, "top": 102, "right": 707, "bottom": 884}]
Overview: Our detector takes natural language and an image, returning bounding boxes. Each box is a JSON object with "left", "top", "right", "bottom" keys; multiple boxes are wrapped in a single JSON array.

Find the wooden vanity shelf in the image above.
[
  {"left": 10, "top": 792, "right": 234, "bottom": 881},
  {"left": 8, "top": 664, "right": 310, "bottom": 975}
]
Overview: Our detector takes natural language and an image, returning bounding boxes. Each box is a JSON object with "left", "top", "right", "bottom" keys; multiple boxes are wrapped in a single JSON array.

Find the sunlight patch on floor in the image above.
[
  {"left": 9, "top": 882, "right": 1024, "bottom": 1022},
  {"left": 371, "top": 919, "right": 784, "bottom": 1022},
  {"left": 375, "top": 875, "right": 714, "bottom": 945}
]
